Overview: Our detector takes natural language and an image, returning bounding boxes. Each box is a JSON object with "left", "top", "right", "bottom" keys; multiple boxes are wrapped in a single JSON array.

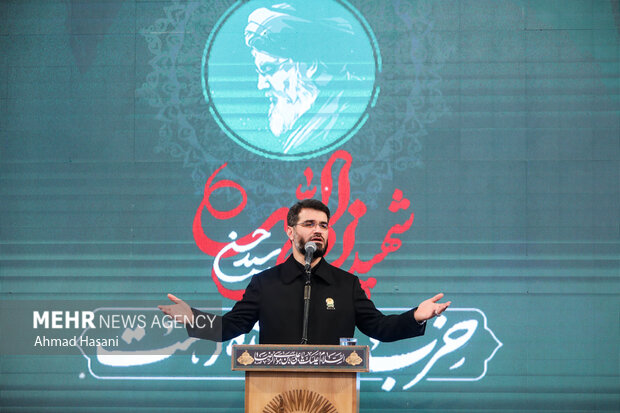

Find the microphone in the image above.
[
  {"left": 301, "top": 241, "right": 317, "bottom": 344},
  {"left": 304, "top": 241, "right": 317, "bottom": 271}
]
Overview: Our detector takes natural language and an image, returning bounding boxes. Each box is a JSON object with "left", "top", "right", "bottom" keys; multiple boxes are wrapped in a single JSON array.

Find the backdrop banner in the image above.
[{"left": 1, "top": 0, "right": 618, "bottom": 412}]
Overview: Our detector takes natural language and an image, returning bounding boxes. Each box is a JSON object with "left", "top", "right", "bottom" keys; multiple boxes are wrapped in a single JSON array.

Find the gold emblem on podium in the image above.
[
  {"left": 237, "top": 350, "right": 254, "bottom": 366},
  {"left": 263, "top": 389, "right": 337, "bottom": 413},
  {"left": 345, "top": 351, "right": 362, "bottom": 366}
]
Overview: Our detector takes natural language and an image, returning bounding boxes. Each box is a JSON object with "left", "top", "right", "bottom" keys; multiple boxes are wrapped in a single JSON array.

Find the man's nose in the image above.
[{"left": 257, "top": 73, "right": 269, "bottom": 90}]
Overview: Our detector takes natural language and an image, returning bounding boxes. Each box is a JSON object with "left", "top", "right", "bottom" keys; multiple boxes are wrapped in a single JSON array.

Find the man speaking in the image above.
[{"left": 159, "top": 199, "right": 450, "bottom": 344}]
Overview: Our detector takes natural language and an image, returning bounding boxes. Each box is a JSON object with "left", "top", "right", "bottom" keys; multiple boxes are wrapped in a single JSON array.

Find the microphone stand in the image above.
[{"left": 301, "top": 264, "right": 311, "bottom": 344}]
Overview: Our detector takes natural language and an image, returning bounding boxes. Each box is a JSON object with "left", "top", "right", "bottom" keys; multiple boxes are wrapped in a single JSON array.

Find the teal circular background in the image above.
[{"left": 203, "top": 0, "right": 380, "bottom": 161}]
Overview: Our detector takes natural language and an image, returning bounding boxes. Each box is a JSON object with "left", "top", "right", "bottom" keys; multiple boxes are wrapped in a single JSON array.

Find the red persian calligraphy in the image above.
[{"left": 193, "top": 151, "right": 415, "bottom": 300}]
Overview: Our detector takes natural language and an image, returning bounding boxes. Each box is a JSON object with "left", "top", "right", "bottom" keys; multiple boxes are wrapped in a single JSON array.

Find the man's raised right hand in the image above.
[{"left": 157, "top": 293, "right": 194, "bottom": 325}]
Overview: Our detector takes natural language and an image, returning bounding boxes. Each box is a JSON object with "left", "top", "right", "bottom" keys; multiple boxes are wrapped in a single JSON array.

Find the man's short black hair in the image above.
[{"left": 287, "top": 199, "right": 331, "bottom": 227}]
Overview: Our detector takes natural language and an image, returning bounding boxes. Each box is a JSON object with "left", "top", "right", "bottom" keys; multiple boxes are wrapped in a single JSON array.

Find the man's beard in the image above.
[
  {"left": 297, "top": 237, "right": 328, "bottom": 258},
  {"left": 268, "top": 78, "right": 318, "bottom": 137}
]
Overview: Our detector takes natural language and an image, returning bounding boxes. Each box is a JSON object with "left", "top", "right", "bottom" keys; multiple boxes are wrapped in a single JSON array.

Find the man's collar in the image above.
[{"left": 280, "top": 254, "right": 334, "bottom": 285}]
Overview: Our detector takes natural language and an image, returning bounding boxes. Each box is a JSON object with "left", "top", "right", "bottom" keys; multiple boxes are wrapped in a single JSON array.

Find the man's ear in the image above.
[{"left": 286, "top": 226, "right": 294, "bottom": 241}]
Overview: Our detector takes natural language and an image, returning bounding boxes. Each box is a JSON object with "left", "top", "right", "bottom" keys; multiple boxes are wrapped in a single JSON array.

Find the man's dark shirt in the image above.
[{"left": 187, "top": 255, "right": 425, "bottom": 345}]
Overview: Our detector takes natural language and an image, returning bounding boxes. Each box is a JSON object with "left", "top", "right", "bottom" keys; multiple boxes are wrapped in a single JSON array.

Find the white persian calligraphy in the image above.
[
  {"left": 80, "top": 309, "right": 502, "bottom": 386},
  {"left": 213, "top": 229, "right": 281, "bottom": 284},
  {"left": 402, "top": 319, "right": 477, "bottom": 389},
  {"left": 96, "top": 337, "right": 199, "bottom": 367}
]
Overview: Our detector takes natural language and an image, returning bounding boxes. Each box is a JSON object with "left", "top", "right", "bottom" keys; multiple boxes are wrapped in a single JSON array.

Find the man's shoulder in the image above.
[
  {"left": 256, "top": 261, "right": 284, "bottom": 277},
  {"left": 251, "top": 259, "right": 289, "bottom": 282},
  {"left": 321, "top": 260, "right": 359, "bottom": 284},
  {"left": 323, "top": 260, "right": 354, "bottom": 275}
]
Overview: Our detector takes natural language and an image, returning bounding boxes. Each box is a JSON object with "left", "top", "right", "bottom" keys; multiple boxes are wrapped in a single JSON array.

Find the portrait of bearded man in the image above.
[{"left": 244, "top": 2, "right": 371, "bottom": 154}]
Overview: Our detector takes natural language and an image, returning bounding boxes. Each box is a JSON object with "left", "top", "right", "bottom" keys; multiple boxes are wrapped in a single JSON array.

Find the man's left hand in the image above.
[{"left": 414, "top": 293, "right": 451, "bottom": 322}]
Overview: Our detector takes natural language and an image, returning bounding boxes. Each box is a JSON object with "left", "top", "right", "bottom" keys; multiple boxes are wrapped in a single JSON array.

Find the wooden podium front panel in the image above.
[{"left": 245, "top": 370, "right": 359, "bottom": 413}]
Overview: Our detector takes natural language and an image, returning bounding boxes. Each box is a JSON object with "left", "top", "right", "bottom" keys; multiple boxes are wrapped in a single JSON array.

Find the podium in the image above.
[{"left": 232, "top": 344, "right": 369, "bottom": 413}]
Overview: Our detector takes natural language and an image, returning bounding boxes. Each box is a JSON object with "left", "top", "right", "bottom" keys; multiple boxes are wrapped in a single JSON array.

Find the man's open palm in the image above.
[{"left": 157, "top": 294, "right": 194, "bottom": 325}]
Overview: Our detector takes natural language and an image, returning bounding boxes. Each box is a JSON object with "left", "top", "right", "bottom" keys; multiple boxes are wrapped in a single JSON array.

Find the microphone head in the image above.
[{"left": 304, "top": 241, "right": 317, "bottom": 254}]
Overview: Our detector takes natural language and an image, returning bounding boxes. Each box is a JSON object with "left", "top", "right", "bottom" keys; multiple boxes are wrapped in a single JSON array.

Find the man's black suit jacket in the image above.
[{"left": 187, "top": 255, "right": 425, "bottom": 345}]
